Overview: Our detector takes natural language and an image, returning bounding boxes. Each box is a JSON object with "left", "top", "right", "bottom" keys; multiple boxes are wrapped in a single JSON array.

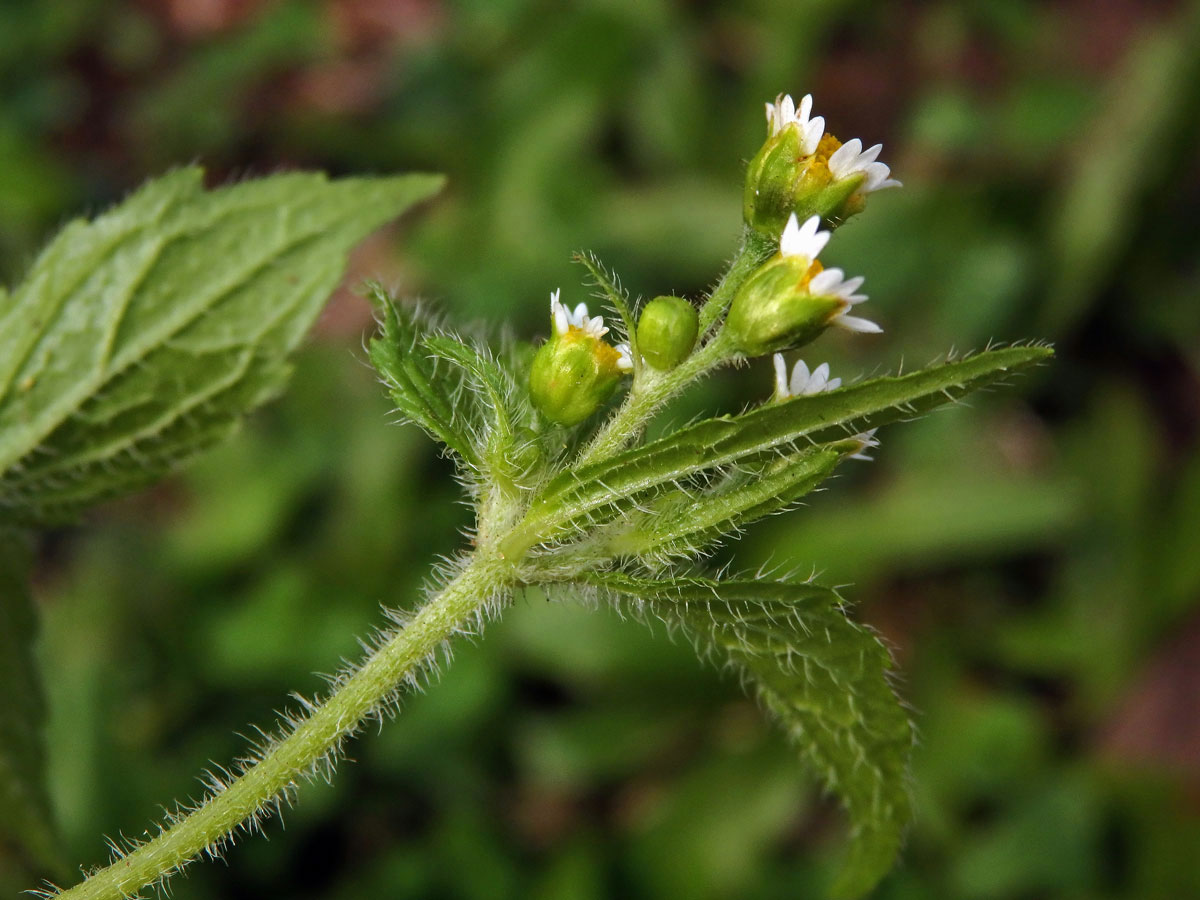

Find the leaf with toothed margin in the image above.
[
  {"left": 567, "top": 571, "right": 912, "bottom": 900},
  {"left": 573, "top": 251, "right": 638, "bottom": 367},
  {"left": 0, "top": 168, "right": 444, "bottom": 525},
  {"left": 590, "top": 437, "right": 859, "bottom": 562},
  {"left": 367, "top": 289, "right": 484, "bottom": 470},
  {"left": 423, "top": 333, "right": 540, "bottom": 492},
  {"left": 500, "top": 345, "right": 1052, "bottom": 559}
]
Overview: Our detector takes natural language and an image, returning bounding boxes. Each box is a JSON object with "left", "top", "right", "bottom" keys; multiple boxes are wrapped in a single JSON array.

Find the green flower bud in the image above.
[
  {"left": 725, "top": 258, "right": 843, "bottom": 356},
  {"left": 529, "top": 291, "right": 632, "bottom": 426},
  {"left": 637, "top": 296, "right": 699, "bottom": 370}
]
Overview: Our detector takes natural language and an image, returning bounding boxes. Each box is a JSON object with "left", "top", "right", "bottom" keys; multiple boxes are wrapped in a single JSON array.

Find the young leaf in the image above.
[
  {"left": 367, "top": 292, "right": 481, "bottom": 468},
  {"left": 0, "top": 168, "right": 443, "bottom": 524},
  {"left": 502, "top": 345, "right": 1051, "bottom": 558},
  {"left": 422, "top": 333, "right": 539, "bottom": 494},
  {"left": 0, "top": 529, "right": 63, "bottom": 893},
  {"left": 575, "top": 572, "right": 912, "bottom": 900},
  {"left": 573, "top": 251, "right": 639, "bottom": 368},
  {"left": 592, "top": 438, "right": 859, "bottom": 562}
]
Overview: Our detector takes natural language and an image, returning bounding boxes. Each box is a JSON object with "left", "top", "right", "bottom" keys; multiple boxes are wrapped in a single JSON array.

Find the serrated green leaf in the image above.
[
  {"left": 422, "top": 333, "right": 539, "bottom": 494},
  {"left": 0, "top": 168, "right": 443, "bottom": 523},
  {"left": 0, "top": 529, "right": 63, "bottom": 893},
  {"left": 503, "top": 345, "right": 1051, "bottom": 558},
  {"left": 575, "top": 572, "right": 912, "bottom": 900},
  {"left": 423, "top": 334, "right": 518, "bottom": 442},
  {"left": 366, "top": 291, "right": 480, "bottom": 468},
  {"left": 593, "top": 438, "right": 856, "bottom": 562},
  {"left": 573, "top": 251, "right": 639, "bottom": 371}
]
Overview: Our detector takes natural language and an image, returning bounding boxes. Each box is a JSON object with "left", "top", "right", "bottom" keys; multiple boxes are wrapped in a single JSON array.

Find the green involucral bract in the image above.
[
  {"left": 529, "top": 330, "right": 623, "bottom": 425},
  {"left": 743, "top": 126, "right": 869, "bottom": 235},
  {"left": 725, "top": 255, "right": 844, "bottom": 356},
  {"left": 744, "top": 120, "right": 806, "bottom": 235}
]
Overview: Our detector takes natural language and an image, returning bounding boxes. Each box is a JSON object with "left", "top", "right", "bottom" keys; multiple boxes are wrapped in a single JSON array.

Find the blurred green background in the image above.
[{"left": 5, "top": 0, "right": 1200, "bottom": 897}]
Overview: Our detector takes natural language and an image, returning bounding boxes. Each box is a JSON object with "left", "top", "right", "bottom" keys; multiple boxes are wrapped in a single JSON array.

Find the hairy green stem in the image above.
[
  {"left": 697, "top": 226, "right": 776, "bottom": 334},
  {"left": 576, "top": 228, "right": 774, "bottom": 468},
  {"left": 574, "top": 337, "right": 729, "bottom": 469},
  {"left": 56, "top": 554, "right": 509, "bottom": 900}
]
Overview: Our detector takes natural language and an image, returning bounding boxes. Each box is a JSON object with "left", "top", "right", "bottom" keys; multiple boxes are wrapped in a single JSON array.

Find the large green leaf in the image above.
[
  {"left": 0, "top": 168, "right": 443, "bottom": 523},
  {"left": 503, "top": 345, "right": 1051, "bottom": 557},
  {"left": 588, "top": 438, "right": 858, "bottom": 563},
  {"left": 0, "top": 529, "right": 62, "bottom": 895},
  {"left": 576, "top": 572, "right": 913, "bottom": 899}
]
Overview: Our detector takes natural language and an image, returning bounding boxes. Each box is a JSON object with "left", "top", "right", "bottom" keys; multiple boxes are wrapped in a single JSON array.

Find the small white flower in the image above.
[
  {"left": 776, "top": 215, "right": 882, "bottom": 335},
  {"left": 806, "top": 266, "right": 881, "bottom": 334},
  {"left": 765, "top": 93, "right": 824, "bottom": 156},
  {"left": 614, "top": 342, "right": 634, "bottom": 372},
  {"left": 828, "top": 138, "right": 901, "bottom": 193},
  {"left": 848, "top": 429, "right": 879, "bottom": 461},
  {"left": 778, "top": 213, "right": 831, "bottom": 263},
  {"left": 772, "top": 354, "right": 841, "bottom": 400},
  {"left": 550, "top": 289, "right": 609, "bottom": 338}
]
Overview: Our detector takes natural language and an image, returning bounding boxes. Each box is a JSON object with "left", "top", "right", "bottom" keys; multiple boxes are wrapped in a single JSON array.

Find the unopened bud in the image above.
[{"left": 637, "top": 296, "right": 698, "bottom": 370}]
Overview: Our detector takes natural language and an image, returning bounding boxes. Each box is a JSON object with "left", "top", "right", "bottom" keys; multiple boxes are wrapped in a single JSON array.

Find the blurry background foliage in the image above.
[{"left": 2, "top": 0, "right": 1200, "bottom": 897}]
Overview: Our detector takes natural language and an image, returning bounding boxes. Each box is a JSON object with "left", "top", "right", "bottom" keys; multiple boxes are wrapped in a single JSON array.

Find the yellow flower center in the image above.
[
  {"left": 799, "top": 258, "right": 824, "bottom": 291},
  {"left": 798, "top": 132, "right": 842, "bottom": 184},
  {"left": 814, "top": 132, "right": 843, "bottom": 164},
  {"left": 565, "top": 327, "right": 623, "bottom": 373}
]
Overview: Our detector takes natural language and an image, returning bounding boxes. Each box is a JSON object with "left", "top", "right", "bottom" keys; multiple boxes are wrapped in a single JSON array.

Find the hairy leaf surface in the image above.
[
  {"left": 0, "top": 168, "right": 443, "bottom": 523},
  {"left": 367, "top": 294, "right": 482, "bottom": 468},
  {"left": 504, "top": 345, "right": 1051, "bottom": 556},
  {"left": 594, "top": 438, "right": 857, "bottom": 562},
  {"left": 578, "top": 572, "right": 912, "bottom": 900},
  {"left": 573, "top": 251, "right": 638, "bottom": 367}
]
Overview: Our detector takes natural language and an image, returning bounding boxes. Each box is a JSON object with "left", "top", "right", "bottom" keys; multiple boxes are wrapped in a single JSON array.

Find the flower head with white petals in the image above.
[
  {"left": 531, "top": 290, "right": 632, "bottom": 424},
  {"left": 849, "top": 429, "right": 879, "bottom": 461},
  {"left": 828, "top": 138, "right": 901, "bottom": 194},
  {"left": 614, "top": 342, "right": 634, "bottom": 373},
  {"left": 778, "top": 212, "right": 832, "bottom": 263},
  {"left": 745, "top": 92, "right": 900, "bottom": 235},
  {"left": 765, "top": 93, "right": 825, "bottom": 157},
  {"left": 550, "top": 288, "right": 609, "bottom": 339},
  {"left": 778, "top": 214, "right": 882, "bottom": 335},
  {"left": 772, "top": 355, "right": 841, "bottom": 400}
]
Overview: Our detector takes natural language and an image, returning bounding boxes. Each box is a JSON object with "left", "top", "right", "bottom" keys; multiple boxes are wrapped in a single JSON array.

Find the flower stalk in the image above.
[{"left": 55, "top": 553, "right": 511, "bottom": 900}]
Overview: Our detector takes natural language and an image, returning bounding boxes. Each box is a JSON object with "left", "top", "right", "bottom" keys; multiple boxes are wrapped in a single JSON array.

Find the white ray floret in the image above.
[
  {"left": 765, "top": 93, "right": 824, "bottom": 156},
  {"left": 849, "top": 429, "right": 879, "bottom": 461},
  {"left": 773, "top": 355, "right": 842, "bottom": 400},
  {"left": 777, "top": 216, "right": 882, "bottom": 335},
  {"left": 550, "top": 288, "right": 609, "bottom": 338},
  {"left": 614, "top": 342, "right": 634, "bottom": 372},
  {"left": 778, "top": 213, "right": 831, "bottom": 263},
  {"left": 828, "top": 138, "right": 901, "bottom": 193}
]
